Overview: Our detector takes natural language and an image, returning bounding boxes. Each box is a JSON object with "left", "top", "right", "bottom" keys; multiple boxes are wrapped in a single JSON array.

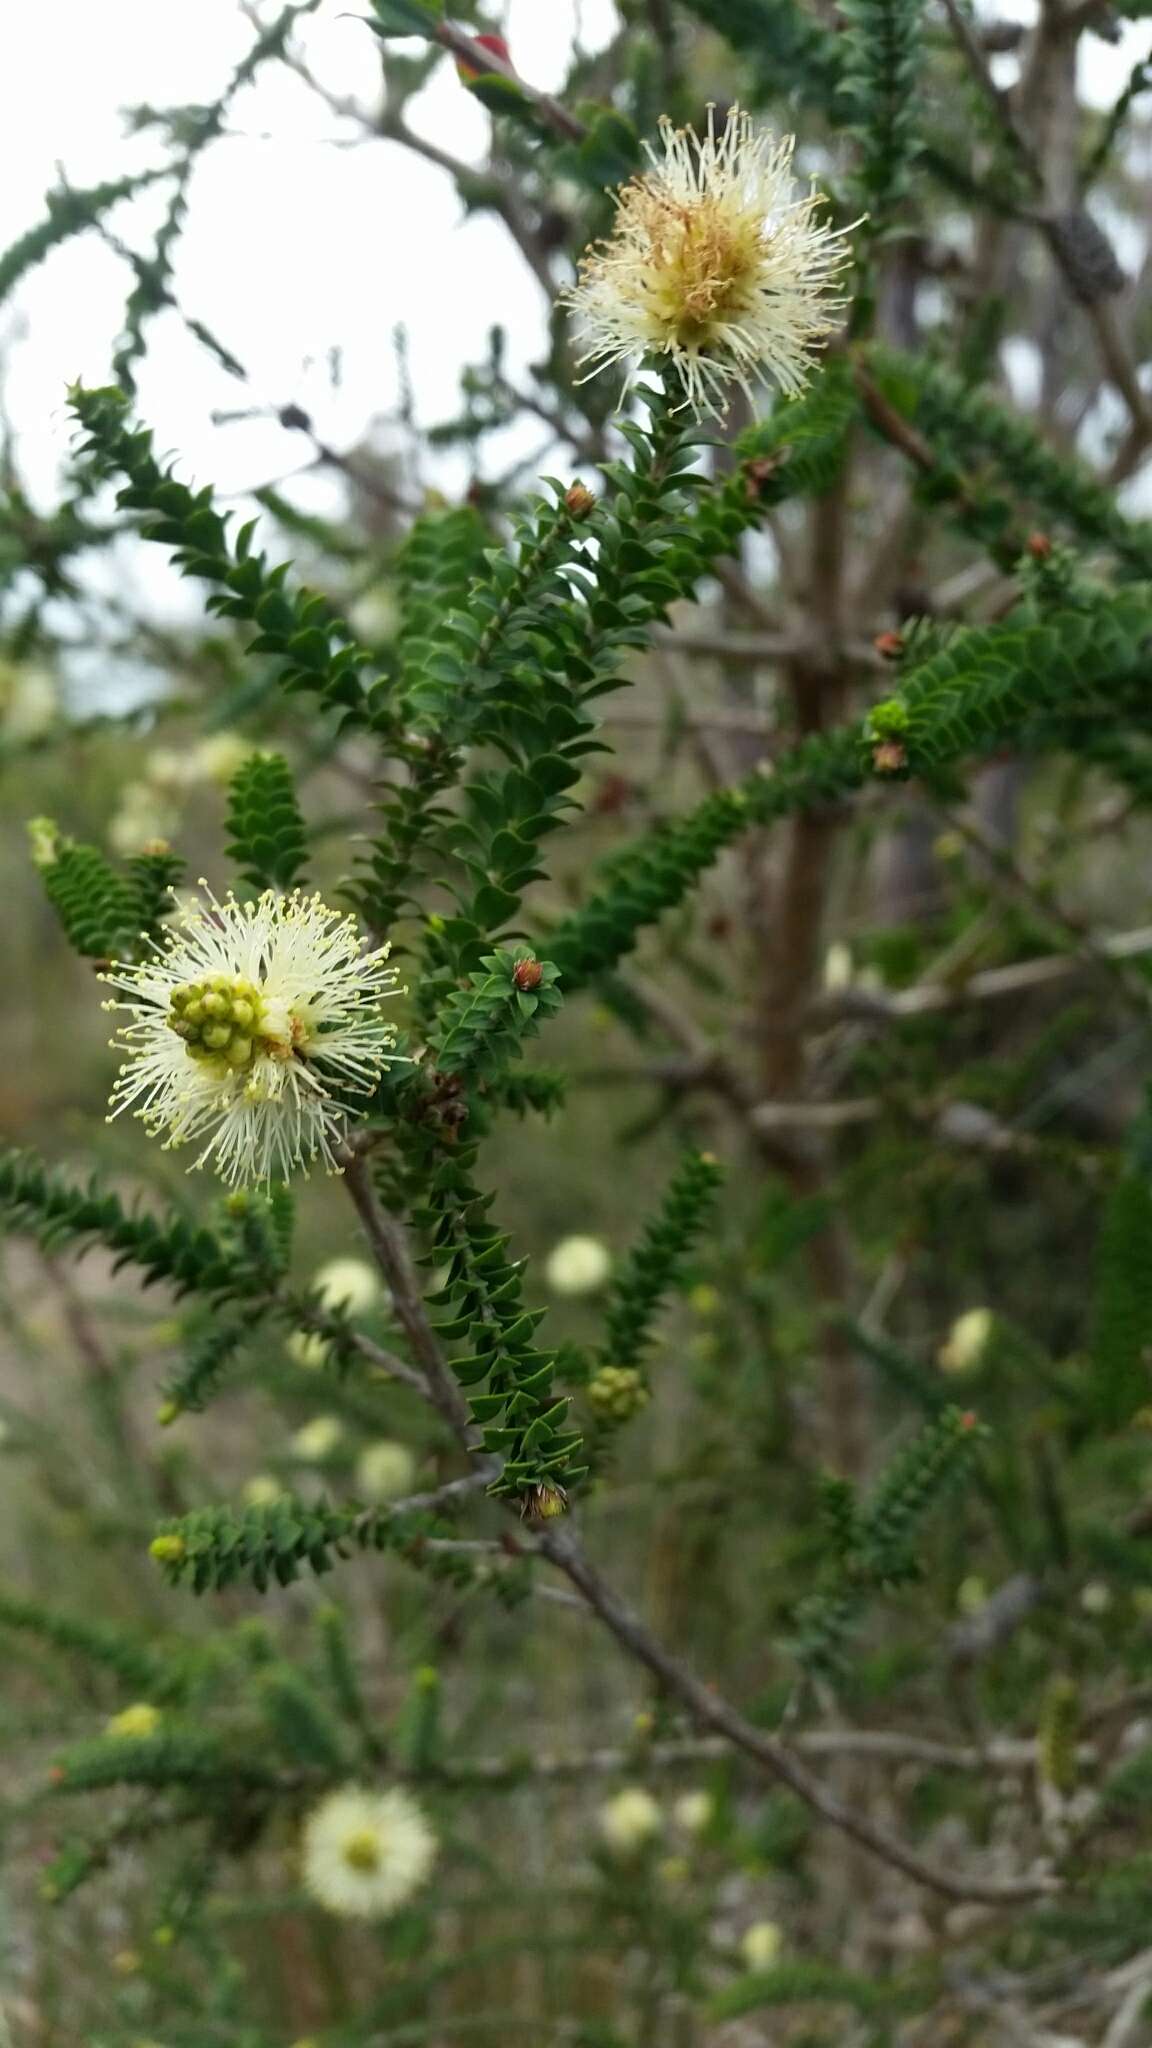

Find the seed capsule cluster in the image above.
[
  {"left": 168, "top": 974, "right": 264, "bottom": 1070},
  {"left": 587, "top": 1366, "right": 649, "bottom": 1423}
]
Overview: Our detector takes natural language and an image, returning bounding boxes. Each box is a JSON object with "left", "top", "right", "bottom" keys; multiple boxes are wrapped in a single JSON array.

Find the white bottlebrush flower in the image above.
[
  {"left": 356, "top": 1439, "right": 418, "bottom": 1504},
  {"left": 673, "top": 1788, "right": 713, "bottom": 1834},
  {"left": 565, "top": 105, "right": 854, "bottom": 419},
  {"left": 147, "top": 733, "right": 253, "bottom": 790},
  {"left": 291, "top": 1415, "right": 343, "bottom": 1463},
  {"left": 545, "top": 1234, "right": 612, "bottom": 1297},
  {"left": 287, "top": 1330, "right": 332, "bottom": 1371},
  {"left": 301, "top": 1786, "right": 437, "bottom": 1919},
  {"left": 313, "top": 1256, "right": 382, "bottom": 1316},
  {"left": 101, "top": 885, "right": 401, "bottom": 1187},
  {"left": 599, "top": 1785, "right": 662, "bottom": 1854},
  {"left": 938, "top": 1307, "right": 994, "bottom": 1376},
  {"left": 822, "top": 940, "right": 854, "bottom": 992},
  {"left": 109, "top": 781, "right": 178, "bottom": 857},
  {"left": 194, "top": 732, "right": 253, "bottom": 786},
  {"left": 0, "top": 661, "right": 56, "bottom": 741},
  {"left": 243, "top": 1473, "right": 287, "bottom": 1507},
  {"left": 741, "top": 1920, "right": 783, "bottom": 1970}
]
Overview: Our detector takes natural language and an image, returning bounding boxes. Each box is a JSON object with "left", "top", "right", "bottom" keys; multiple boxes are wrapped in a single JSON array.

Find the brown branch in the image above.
[
  {"left": 938, "top": 0, "right": 1152, "bottom": 444},
  {"left": 943, "top": 807, "right": 1152, "bottom": 1018},
  {"left": 538, "top": 1521, "right": 1055, "bottom": 1906},
  {"left": 335, "top": 1145, "right": 1048, "bottom": 1902},
  {"left": 339, "top": 1148, "right": 480, "bottom": 1450},
  {"left": 425, "top": 1727, "right": 1080, "bottom": 1784},
  {"left": 812, "top": 924, "right": 1152, "bottom": 1022},
  {"left": 431, "top": 23, "right": 587, "bottom": 144}
]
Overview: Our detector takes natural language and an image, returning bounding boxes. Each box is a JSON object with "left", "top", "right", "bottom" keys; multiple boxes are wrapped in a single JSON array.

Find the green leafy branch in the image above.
[
  {"left": 601, "top": 1149, "right": 724, "bottom": 1374},
  {"left": 148, "top": 1494, "right": 484, "bottom": 1594},
  {"left": 31, "top": 821, "right": 183, "bottom": 962},
  {"left": 868, "top": 346, "right": 1152, "bottom": 576},
  {"left": 69, "top": 385, "right": 395, "bottom": 735},
  {"left": 551, "top": 587, "right": 1152, "bottom": 988},
  {"left": 408, "top": 1147, "right": 584, "bottom": 1502},
  {"left": 839, "top": 0, "right": 926, "bottom": 221},
  {"left": 426, "top": 950, "right": 562, "bottom": 1083},
  {"left": 0, "top": 169, "right": 168, "bottom": 310},
  {"left": 225, "top": 751, "right": 309, "bottom": 893},
  {"left": 0, "top": 1151, "right": 258, "bottom": 1302},
  {"left": 794, "top": 1408, "right": 985, "bottom": 1678}
]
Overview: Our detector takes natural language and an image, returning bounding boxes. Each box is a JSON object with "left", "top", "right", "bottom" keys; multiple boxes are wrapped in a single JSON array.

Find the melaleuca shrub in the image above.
[{"left": 2, "top": 3, "right": 1152, "bottom": 2043}]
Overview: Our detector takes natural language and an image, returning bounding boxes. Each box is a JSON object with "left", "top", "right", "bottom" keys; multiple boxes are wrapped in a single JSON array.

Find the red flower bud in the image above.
[
  {"left": 564, "top": 481, "right": 597, "bottom": 520},
  {"left": 873, "top": 631, "right": 905, "bottom": 661},
  {"left": 872, "top": 739, "right": 909, "bottom": 776},
  {"left": 743, "top": 452, "right": 786, "bottom": 501},
  {"left": 1026, "top": 531, "right": 1053, "bottom": 559},
  {"left": 456, "top": 32, "right": 512, "bottom": 82},
  {"left": 512, "top": 956, "right": 543, "bottom": 992}
]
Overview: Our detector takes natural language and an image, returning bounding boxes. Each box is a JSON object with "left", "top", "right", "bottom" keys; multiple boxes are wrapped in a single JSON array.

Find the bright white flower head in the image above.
[
  {"left": 741, "top": 1920, "right": 783, "bottom": 1970},
  {"left": 566, "top": 106, "right": 854, "bottom": 419},
  {"left": 938, "top": 1307, "right": 994, "bottom": 1376},
  {"left": 301, "top": 1786, "right": 437, "bottom": 1918},
  {"left": 356, "top": 1439, "right": 418, "bottom": 1504},
  {"left": 109, "top": 781, "right": 177, "bottom": 857},
  {"left": 243, "top": 1473, "right": 287, "bottom": 1507},
  {"left": 291, "top": 1415, "right": 343, "bottom": 1463},
  {"left": 673, "top": 1788, "right": 713, "bottom": 1834},
  {"left": 101, "top": 885, "right": 401, "bottom": 1187},
  {"left": 599, "top": 1785, "right": 662, "bottom": 1854},
  {"left": 545, "top": 1234, "right": 612, "bottom": 1297},
  {"left": 313, "top": 1256, "right": 382, "bottom": 1316},
  {"left": 288, "top": 1330, "right": 332, "bottom": 1372}
]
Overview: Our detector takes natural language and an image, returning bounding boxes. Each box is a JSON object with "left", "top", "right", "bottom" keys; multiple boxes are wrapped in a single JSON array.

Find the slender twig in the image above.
[
  {"left": 288, "top": 1301, "right": 432, "bottom": 1399},
  {"left": 425, "top": 1728, "right": 1092, "bottom": 1784},
  {"left": 339, "top": 1148, "right": 481, "bottom": 1450},
  {"left": 538, "top": 1521, "right": 1054, "bottom": 1905},
  {"left": 336, "top": 1148, "right": 1050, "bottom": 1902},
  {"left": 813, "top": 924, "right": 1152, "bottom": 1022},
  {"left": 430, "top": 24, "right": 587, "bottom": 144},
  {"left": 938, "top": 0, "right": 1152, "bottom": 444},
  {"left": 943, "top": 807, "right": 1152, "bottom": 1016},
  {"left": 1101, "top": 1951, "right": 1152, "bottom": 2048}
]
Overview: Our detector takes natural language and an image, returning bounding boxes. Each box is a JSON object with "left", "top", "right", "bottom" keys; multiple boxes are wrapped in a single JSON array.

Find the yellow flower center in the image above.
[
  {"left": 167, "top": 974, "right": 266, "bottom": 1072},
  {"left": 341, "top": 1828, "right": 382, "bottom": 1873},
  {"left": 634, "top": 188, "right": 764, "bottom": 348}
]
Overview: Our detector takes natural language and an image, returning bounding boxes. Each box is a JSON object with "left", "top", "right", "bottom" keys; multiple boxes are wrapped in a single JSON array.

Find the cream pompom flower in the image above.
[
  {"left": 313, "top": 1256, "right": 382, "bottom": 1315},
  {"left": 356, "top": 1439, "right": 418, "bottom": 1504},
  {"left": 566, "top": 105, "right": 854, "bottom": 419},
  {"left": 545, "top": 1234, "right": 612, "bottom": 1297},
  {"left": 673, "top": 1788, "right": 713, "bottom": 1834},
  {"left": 291, "top": 1415, "right": 343, "bottom": 1463},
  {"left": 938, "top": 1307, "right": 994, "bottom": 1375},
  {"left": 741, "top": 1920, "right": 783, "bottom": 1970},
  {"left": 301, "top": 1786, "right": 437, "bottom": 1918},
  {"left": 101, "top": 885, "right": 402, "bottom": 1187},
  {"left": 599, "top": 1785, "right": 662, "bottom": 1854}
]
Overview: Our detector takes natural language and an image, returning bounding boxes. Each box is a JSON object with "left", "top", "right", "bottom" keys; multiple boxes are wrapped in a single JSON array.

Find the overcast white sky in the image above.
[
  {"left": 0, "top": 2, "right": 1147, "bottom": 539},
  {"left": 0, "top": 0, "right": 619, "bottom": 518}
]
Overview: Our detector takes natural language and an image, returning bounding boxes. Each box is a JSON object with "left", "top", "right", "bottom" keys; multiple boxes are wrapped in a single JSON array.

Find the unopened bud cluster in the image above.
[
  {"left": 587, "top": 1365, "right": 649, "bottom": 1423},
  {"left": 168, "top": 973, "right": 264, "bottom": 1071},
  {"left": 564, "top": 481, "right": 597, "bottom": 520}
]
